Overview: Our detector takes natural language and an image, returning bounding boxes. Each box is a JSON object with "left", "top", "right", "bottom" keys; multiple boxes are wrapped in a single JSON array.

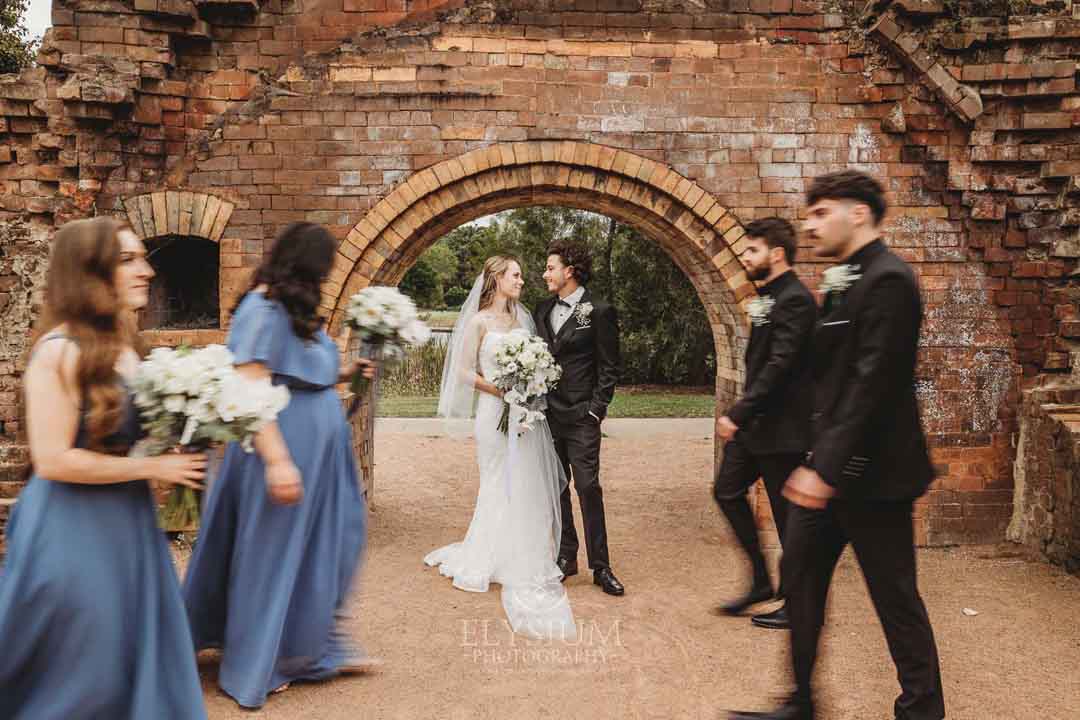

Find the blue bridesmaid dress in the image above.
[
  {"left": 0, "top": 336, "right": 208, "bottom": 720},
  {"left": 183, "top": 292, "right": 368, "bottom": 709}
]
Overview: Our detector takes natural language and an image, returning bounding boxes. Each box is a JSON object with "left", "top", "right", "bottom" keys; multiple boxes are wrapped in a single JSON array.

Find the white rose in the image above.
[
  {"left": 164, "top": 395, "right": 187, "bottom": 413},
  {"left": 403, "top": 319, "right": 431, "bottom": 346}
]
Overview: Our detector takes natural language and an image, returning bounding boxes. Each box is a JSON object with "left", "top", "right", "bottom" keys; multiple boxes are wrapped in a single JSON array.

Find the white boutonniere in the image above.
[
  {"left": 746, "top": 296, "right": 775, "bottom": 327},
  {"left": 573, "top": 302, "right": 593, "bottom": 327},
  {"left": 820, "top": 264, "right": 862, "bottom": 295}
]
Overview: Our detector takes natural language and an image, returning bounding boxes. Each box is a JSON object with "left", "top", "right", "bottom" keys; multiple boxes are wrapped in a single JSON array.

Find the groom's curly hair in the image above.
[{"left": 547, "top": 239, "right": 592, "bottom": 285}]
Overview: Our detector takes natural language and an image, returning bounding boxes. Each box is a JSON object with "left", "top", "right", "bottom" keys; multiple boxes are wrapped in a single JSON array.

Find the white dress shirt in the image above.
[{"left": 549, "top": 286, "right": 586, "bottom": 335}]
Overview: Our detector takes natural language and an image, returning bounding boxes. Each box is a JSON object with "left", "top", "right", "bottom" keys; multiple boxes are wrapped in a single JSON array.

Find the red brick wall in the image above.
[{"left": 3, "top": 1, "right": 1078, "bottom": 545}]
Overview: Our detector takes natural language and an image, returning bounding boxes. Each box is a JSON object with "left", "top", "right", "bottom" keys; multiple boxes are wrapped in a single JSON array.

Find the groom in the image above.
[{"left": 534, "top": 240, "right": 624, "bottom": 597}]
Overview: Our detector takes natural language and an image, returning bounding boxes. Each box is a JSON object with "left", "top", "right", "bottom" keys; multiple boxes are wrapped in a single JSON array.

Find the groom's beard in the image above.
[{"left": 746, "top": 262, "right": 771, "bottom": 282}]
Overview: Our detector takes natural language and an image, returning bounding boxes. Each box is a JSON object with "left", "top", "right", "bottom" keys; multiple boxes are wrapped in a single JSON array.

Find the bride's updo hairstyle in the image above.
[{"left": 477, "top": 254, "right": 521, "bottom": 313}]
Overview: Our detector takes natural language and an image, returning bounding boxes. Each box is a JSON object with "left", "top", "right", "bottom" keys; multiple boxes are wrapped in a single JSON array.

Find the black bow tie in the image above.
[{"left": 556, "top": 298, "right": 572, "bottom": 307}]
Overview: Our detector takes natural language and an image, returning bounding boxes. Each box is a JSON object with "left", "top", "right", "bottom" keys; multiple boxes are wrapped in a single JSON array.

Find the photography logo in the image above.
[{"left": 461, "top": 571, "right": 623, "bottom": 673}]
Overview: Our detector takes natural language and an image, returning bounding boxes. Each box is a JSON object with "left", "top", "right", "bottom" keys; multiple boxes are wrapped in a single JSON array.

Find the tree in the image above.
[
  {"left": 424, "top": 243, "right": 457, "bottom": 289},
  {"left": 0, "top": 0, "right": 38, "bottom": 75},
  {"left": 443, "top": 222, "right": 501, "bottom": 292},
  {"left": 399, "top": 242, "right": 458, "bottom": 308},
  {"left": 609, "top": 226, "right": 715, "bottom": 386},
  {"left": 398, "top": 255, "right": 441, "bottom": 309}
]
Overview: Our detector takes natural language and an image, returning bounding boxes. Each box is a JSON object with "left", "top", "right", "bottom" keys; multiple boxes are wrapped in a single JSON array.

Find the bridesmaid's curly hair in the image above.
[{"left": 238, "top": 222, "right": 336, "bottom": 341}]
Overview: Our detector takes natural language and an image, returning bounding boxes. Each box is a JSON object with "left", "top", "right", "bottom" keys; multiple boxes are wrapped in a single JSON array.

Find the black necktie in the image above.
[{"left": 556, "top": 299, "right": 571, "bottom": 307}]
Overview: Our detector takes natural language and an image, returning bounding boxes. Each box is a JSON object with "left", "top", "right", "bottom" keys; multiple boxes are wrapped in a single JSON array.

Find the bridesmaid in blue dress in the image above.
[
  {"left": 0, "top": 217, "right": 208, "bottom": 719},
  {"left": 183, "top": 221, "right": 377, "bottom": 709}
]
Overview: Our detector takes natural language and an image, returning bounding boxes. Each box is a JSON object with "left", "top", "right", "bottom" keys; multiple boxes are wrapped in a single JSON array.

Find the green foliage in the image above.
[
  {"left": 610, "top": 229, "right": 716, "bottom": 387},
  {"left": 399, "top": 254, "right": 441, "bottom": 308},
  {"left": 443, "top": 285, "right": 469, "bottom": 309},
  {"left": 424, "top": 242, "right": 457, "bottom": 283},
  {"left": 0, "top": 0, "right": 37, "bottom": 75},
  {"left": 398, "top": 206, "right": 715, "bottom": 387},
  {"left": 399, "top": 242, "right": 459, "bottom": 308}
]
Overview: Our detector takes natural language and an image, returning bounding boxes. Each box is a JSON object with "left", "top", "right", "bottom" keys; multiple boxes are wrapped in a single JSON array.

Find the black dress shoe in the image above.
[
  {"left": 751, "top": 604, "right": 789, "bottom": 630},
  {"left": 728, "top": 698, "right": 812, "bottom": 719},
  {"left": 593, "top": 568, "right": 625, "bottom": 596},
  {"left": 557, "top": 556, "right": 578, "bottom": 581},
  {"left": 717, "top": 583, "right": 774, "bottom": 616}
]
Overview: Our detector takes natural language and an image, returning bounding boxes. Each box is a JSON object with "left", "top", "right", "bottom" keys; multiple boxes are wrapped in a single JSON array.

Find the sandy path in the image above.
[{"left": 201, "top": 421, "right": 1080, "bottom": 720}]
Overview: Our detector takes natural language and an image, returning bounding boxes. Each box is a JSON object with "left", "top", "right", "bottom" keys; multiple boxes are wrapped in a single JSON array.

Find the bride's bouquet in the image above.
[
  {"left": 344, "top": 286, "right": 431, "bottom": 412},
  {"left": 488, "top": 329, "right": 562, "bottom": 435},
  {"left": 131, "top": 344, "right": 291, "bottom": 530}
]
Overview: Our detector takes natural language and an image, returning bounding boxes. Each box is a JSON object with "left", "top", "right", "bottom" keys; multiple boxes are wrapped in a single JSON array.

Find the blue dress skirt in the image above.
[
  {"left": 0, "top": 371, "right": 207, "bottom": 719},
  {"left": 183, "top": 292, "right": 368, "bottom": 709}
]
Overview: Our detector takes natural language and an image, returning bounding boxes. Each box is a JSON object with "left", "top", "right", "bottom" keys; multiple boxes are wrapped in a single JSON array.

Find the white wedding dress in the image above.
[{"left": 424, "top": 326, "right": 576, "bottom": 641}]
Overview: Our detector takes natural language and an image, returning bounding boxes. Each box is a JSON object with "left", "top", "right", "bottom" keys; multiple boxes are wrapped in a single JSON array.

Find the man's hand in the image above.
[
  {"left": 717, "top": 415, "right": 738, "bottom": 441},
  {"left": 783, "top": 466, "right": 836, "bottom": 509}
]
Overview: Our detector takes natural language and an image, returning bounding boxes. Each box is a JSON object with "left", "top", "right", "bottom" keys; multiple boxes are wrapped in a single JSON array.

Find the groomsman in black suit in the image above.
[
  {"left": 534, "top": 240, "right": 625, "bottom": 597},
  {"left": 714, "top": 218, "right": 816, "bottom": 630},
  {"left": 730, "top": 171, "right": 944, "bottom": 720}
]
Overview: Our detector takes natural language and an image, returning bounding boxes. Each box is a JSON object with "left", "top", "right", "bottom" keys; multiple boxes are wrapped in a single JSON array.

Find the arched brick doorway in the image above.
[{"left": 323, "top": 141, "right": 754, "bottom": 483}]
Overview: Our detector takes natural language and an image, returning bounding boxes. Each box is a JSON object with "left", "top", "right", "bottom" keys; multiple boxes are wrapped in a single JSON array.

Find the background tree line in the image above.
[
  {"left": 400, "top": 207, "right": 715, "bottom": 387},
  {"left": 1, "top": 0, "right": 37, "bottom": 74}
]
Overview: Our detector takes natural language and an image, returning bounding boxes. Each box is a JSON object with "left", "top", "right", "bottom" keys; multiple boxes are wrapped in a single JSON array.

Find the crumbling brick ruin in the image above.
[{"left": 0, "top": 0, "right": 1078, "bottom": 566}]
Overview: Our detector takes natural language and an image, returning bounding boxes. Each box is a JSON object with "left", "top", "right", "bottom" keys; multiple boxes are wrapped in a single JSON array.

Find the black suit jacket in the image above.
[
  {"left": 726, "top": 270, "right": 817, "bottom": 456},
  {"left": 808, "top": 239, "right": 934, "bottom": 501},
  {"left": 534, "top": 288, "right": 620, "bottom": 429}
]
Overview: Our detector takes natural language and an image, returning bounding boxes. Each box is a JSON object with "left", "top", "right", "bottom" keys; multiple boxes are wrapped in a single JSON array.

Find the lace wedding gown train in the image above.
[{"left": 425, "top": 331, "right": 576, "bottom": 641}]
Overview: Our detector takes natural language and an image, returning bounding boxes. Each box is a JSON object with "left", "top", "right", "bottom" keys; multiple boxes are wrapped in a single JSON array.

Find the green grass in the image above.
[{"left": 377, "top": 389, "right": 715, "bottom": 419}]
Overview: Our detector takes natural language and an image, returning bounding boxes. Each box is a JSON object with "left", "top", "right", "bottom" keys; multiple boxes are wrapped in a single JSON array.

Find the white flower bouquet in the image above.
[
  {"left": 131, "top": 344, "right": 290, "bottom": 530},
  {"left": 488, "top": 329, "right": 562, "bottom": 435},
  {"left": 343, "top": 286, "right": 431, "bottom": 411}
]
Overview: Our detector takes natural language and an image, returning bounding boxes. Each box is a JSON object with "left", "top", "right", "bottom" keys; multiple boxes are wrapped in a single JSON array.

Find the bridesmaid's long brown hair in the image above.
[{"left": 31, "top": 217, "right": 140, "bottom": 450}]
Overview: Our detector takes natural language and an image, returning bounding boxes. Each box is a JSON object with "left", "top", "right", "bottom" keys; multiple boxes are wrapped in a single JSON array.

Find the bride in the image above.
[{"left": 424, "top": 255, "right": 576, "bottom": 641}]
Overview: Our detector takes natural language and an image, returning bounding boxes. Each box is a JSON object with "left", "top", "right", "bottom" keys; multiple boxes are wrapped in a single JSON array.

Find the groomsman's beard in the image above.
[{"left": 747, "top": 261, "right": 771, "bottom": 282}]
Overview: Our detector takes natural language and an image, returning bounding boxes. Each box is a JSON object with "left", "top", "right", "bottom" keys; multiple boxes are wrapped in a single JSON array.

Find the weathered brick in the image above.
[{"left": 0, "top": 4, "right": 1073, "bottom": 551}]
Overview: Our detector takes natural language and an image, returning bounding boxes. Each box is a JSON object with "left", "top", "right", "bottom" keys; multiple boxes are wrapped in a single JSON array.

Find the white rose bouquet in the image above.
[
  {"left": 131, "top": 344, "right": 290, "bottom": 530},
  {"left": 343, "top": 286, "right": 431, "bottom": 413},
  {"left": 488, "top": 329, "right": 562, "bottom": 435}
]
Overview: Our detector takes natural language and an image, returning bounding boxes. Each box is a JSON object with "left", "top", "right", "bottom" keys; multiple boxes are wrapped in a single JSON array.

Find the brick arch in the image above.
[
  {"left": 326, "top": 141, "right": 757, "bottom": 403},
  {"left": 122, "top": 191, "right": 236, "bottom": 242},
  {"left": 122, "top": 190, "right": 237, "bottom": 343}
]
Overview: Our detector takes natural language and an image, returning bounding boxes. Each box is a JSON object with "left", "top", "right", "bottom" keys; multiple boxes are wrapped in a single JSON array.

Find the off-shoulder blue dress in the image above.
[
  {"left": 0, "top": 336, "right": 207, "bottom": 720},
  {"left": 182, "top": 292, "right": 368, "bottom": 709}
]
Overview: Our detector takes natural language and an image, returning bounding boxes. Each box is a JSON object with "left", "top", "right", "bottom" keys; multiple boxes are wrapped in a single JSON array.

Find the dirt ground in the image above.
[{"left": 201, "top": 420, "right": 1080, "bottom": 720}]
